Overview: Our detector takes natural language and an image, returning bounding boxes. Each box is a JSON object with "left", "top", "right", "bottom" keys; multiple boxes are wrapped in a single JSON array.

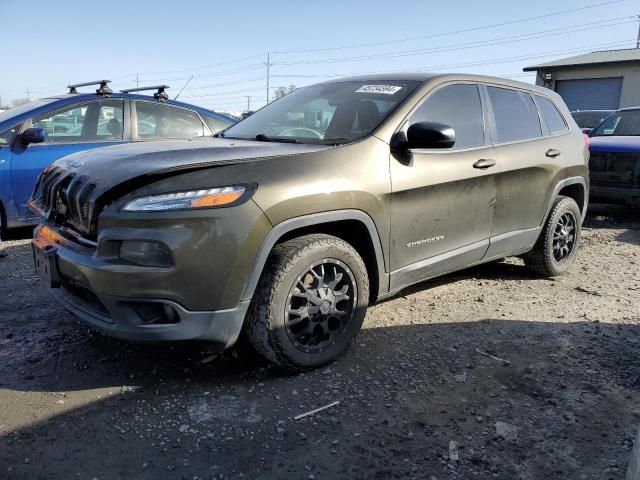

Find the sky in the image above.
[{"left": 0, "top": 0, "right": 638, "bottom": 113}]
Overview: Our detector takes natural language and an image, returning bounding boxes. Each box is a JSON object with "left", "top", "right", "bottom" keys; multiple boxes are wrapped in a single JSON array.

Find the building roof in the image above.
[{"left": 523, "top": 48, "right": 640, "bottom": 71}]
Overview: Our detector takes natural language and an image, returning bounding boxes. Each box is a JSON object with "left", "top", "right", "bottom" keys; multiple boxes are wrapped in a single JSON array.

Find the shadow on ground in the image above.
[
  {"left": 1, "top": 317, "right": 638, "bottom": 480},
  {"left": 2, "top": 226, "right": 33, "bottom": 242}
]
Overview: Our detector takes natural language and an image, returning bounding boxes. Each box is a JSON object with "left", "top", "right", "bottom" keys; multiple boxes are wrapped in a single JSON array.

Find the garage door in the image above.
[{"left": 555, "top": 77, "right": 622, "bottom": 111}]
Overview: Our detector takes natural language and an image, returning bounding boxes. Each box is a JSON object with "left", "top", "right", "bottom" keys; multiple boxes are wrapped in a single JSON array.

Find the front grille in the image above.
[{"left": 32, "top": 167, "right": 102, "bottom": 240}]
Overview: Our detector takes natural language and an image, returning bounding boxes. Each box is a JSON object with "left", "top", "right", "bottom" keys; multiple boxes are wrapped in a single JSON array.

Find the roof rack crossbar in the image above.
[
  {"left": 67, "top": 80, "right": 113, "bottom": 96},
  {"left": 120, "top": 85, "right": 170, "bottom": 102}
]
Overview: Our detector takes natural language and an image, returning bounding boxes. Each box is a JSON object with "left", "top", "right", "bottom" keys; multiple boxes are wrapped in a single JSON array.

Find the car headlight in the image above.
[{"left": 121, "top": 186, "right": 246, "bottom": 212}]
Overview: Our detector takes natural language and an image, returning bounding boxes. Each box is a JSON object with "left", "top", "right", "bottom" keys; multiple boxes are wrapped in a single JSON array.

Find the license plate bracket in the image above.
[{"left": 32, "top": 239, "right": 61, "bottom": 288}]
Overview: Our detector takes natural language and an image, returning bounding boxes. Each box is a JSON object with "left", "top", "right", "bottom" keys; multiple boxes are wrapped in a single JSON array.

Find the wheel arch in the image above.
[
  {"left": 241, "top": 210, "right": 388, "bottom": 304},
  {"left": 542, "top": 177, "right": 588, "bottom": 226}
]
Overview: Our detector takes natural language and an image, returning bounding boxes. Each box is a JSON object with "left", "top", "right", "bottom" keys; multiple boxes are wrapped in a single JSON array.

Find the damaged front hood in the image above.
[{"left": 54, "top": 137, "right": 332, "bottom": 187}]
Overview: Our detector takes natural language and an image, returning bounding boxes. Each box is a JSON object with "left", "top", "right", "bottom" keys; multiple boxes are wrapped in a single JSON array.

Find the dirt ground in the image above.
[{"left": 1, "top": 204, "right": 639, "bottom": 480}]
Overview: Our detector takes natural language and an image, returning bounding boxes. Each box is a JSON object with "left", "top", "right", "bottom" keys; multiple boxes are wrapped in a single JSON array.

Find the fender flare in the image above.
[
  {"left": 541, "top": 176, "right": 588, "bottom": 225},
  {"left": 240, "top": 209, "right": 388, "bottom": 303}
]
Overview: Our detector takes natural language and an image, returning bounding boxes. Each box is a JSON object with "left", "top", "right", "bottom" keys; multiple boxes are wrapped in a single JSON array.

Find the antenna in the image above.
[{"left": 174, "top": 76, "right": 194, "bottom": 101}]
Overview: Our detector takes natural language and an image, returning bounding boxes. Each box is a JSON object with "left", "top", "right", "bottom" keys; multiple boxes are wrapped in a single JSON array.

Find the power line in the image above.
[
  {"left": 179, "top": 86, "right": 270, "bottom": 98},
  {"left": 179, "top": 77, "right": 264, "bottom": 91},
  {"left": 275, "top": 17, "right": 637, "bottom": 66},
  {"left": 140, "top": 64, "right": 264, "bottom": 83},
  {"left": 137, "top": 53, "right": 267, "bottom": 75},
  {"left": 272, "top": 0, "right": 629, "bottom": 54},
  {"left": 270, "top": 39, "right": 635, "bottom": 80}
]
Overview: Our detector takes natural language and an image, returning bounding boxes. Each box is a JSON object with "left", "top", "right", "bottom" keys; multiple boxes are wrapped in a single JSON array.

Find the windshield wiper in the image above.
[{"left": 254, "top": 133, "right": 301, "bottom": 143}]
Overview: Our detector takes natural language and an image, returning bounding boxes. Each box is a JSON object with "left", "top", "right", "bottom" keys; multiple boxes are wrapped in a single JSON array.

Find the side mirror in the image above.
[
  {"left": 581, "top": 128, "right": 593, "bottom": 135},
  {"left": 406, "top": 122, "right": 455, "bottom": 149},
  {"left": 21, "top": 127, "right": 46, "bottom": 145}
]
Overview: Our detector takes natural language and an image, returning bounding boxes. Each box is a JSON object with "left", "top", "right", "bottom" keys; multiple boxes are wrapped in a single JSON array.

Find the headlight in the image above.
[{"left": 122, "top": 186, "right": 246, "bottom": 212}]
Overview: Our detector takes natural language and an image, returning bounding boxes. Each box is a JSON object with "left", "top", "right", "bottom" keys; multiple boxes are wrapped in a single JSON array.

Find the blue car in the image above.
[
  {"left": 588, "top": 106, "right": 640, "bottom": 205},
  {"left": 0, "top": 80, "right": 236, "bottom": 234}
]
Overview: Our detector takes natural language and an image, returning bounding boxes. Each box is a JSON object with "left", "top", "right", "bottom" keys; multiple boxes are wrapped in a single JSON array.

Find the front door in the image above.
[
  {"left": 389, "top": 83, "right": 499, "bottom": 291},
  {"left": 10, "top": 99, "right": 126, "bottom": 219}
]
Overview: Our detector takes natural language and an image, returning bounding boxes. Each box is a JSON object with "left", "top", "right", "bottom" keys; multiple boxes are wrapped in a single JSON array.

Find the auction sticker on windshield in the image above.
[{"left": 355, "top": 85, "right": 403, "bottom": 95}]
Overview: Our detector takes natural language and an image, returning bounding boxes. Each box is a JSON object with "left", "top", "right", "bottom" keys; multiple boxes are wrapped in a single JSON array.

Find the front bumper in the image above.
[
  {"left": 590, "top": 185, "right": 640, "bottom": 205},
  {"left": 53, "top": 285, "right": 249, "bottom": 348},
  {"left": 33, "top": 226, "right": 250, "bottom": 348},
  {"left": 31, "top": 199, "right": 271, "bottom": 347}
]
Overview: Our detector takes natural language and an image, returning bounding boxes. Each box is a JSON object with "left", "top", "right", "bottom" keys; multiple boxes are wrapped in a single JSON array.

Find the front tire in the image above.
[
  {"left": 525, "top": 196, "right": 581, "bottom": 277},
  {"left": 245, "top": 234, "right": 369, "bottom": 370}
]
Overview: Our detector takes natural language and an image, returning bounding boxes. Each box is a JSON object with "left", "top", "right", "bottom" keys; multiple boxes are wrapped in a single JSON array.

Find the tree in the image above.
[
  {"left": 273, "top": 85, "right": 297, "bottom": 100},
  {"left": 11, "top": 98, "right": 30, "bottom": 108}
]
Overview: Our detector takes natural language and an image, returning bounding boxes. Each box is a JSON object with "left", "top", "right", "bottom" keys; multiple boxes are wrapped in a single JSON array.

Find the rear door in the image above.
[
  {"left": 10, "top": 99, "right": 127, "bottom": 219},
  {"left": 389, "top": 83, "right": 499, "bottom": 290},
  {"left": 485, "top": 85, "right": 571, "bottom": 257}
]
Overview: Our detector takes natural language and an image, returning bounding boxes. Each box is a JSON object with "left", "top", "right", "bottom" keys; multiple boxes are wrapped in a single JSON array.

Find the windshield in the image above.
[
  {"left": 590, "top": 110, "right": 640, "bottom": 137},
  {"left": 221, "top": 80, "right": 420, "bottom": 144},
  {"left": 0, "top": 98, "right": 58, "bottom": 124},
  {"left": 571, "top": 111, "right": 614, "bottom": 129}
]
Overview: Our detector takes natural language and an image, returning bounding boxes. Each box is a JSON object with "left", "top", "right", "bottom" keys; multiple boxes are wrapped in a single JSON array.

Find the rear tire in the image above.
[
  {"left": 524, "top": 196, "right": 581, "bottom": 277},
  {"left": 245, "top": 234, "right": 369, "bottom": 370}
]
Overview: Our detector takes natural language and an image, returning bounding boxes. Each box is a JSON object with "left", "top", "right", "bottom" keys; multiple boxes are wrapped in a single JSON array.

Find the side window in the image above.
[
  {"left": 409, "top": 84, "right": 484, "bottom": 149},
  {"left": 135, "top": 102, "right": 205, "bottom": 140},
  {"left": 534, "top": 95, "right": 568, "bottom": 134},
  {"left": 204, "top": 115, "right": 231, "bottom": 134},
  {"left": 31, "top": 101, "right": 124, "bottom": 143},
  {"left": 0, "top": 126, "right": 19, "bottom": 146},
  {"left": 487, "top": 87, "right": 542, "bottom": 143},
  {"left": 32, "top": 104, "right": 89, "bottom": 142},
  {"left": 95, "top": 102, "right": 124, "bottom": 140}
]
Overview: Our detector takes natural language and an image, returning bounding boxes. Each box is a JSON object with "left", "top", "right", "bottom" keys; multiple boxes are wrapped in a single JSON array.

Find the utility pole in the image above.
[
  {"left": 636, "top": 15, "right": 640, "bottom": 49},
  {"left": 26, "top": 88, "right": 30, "bottom": 101},
  {"left": 266, "top": 52, "right": 271, "bottom": 104},
  {"left": 136, "top": 73, "right": 139, "bottom": 89},
  {"left": 245, "top": 95, "right": 251, "bottom": 112}
]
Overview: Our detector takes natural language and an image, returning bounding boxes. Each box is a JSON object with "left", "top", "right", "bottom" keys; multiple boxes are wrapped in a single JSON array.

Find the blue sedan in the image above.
[{"left": 0, "top": 81, "right": 235, "bottom": 234}]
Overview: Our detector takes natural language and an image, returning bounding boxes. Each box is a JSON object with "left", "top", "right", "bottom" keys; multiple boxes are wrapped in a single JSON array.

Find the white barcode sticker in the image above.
[{"left": 355, "top": 85, "right": 403, "bottom": 95}]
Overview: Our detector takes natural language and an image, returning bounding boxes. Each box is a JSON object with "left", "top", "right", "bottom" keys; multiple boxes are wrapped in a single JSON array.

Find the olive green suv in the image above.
[{"left": 30, "top": 74, "right": 589, "bottom": 369}]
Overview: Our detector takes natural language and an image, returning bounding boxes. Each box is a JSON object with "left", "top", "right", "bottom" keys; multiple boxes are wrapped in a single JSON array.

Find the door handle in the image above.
[
  {"left": 546, "top": 149, "right": 562, "bottom": 158},
  {"left": 473, "top": 158, "right": 496, "bottom": 169}
]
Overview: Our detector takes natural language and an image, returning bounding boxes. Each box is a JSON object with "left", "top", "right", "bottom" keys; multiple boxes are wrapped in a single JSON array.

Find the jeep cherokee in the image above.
[{"left": 30, "top": 73, "right": 589, "bottom": 369}]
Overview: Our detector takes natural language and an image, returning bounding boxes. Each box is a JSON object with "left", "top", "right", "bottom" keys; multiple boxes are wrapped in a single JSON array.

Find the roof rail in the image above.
[
  {"left": 120, "top": 85, "right": 170, "bottom": 102},
  {"left": 68, "top": 80, "right": 112, "bottom": 96}
]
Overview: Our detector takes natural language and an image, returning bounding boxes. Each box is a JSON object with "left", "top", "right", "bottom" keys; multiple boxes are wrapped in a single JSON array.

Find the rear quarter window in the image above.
[
  {"left": 204, "top": 116, "right": 231, "bottom": 134},
  {"left": 488, "top": 86, "right": 542, "bottom": 143},
  {"left": 535, "top": 96, "right": 568, "bottom": 134}
]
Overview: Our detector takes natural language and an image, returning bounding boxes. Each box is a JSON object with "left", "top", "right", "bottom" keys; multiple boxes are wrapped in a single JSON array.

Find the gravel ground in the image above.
[{"left": 1, "top": 204, "right": 639, "bottom": 480}]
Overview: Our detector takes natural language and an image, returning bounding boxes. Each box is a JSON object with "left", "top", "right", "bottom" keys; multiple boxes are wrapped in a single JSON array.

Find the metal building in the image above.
[{"left": 523, "top": 48, "right": 640, "bottom": 111}]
